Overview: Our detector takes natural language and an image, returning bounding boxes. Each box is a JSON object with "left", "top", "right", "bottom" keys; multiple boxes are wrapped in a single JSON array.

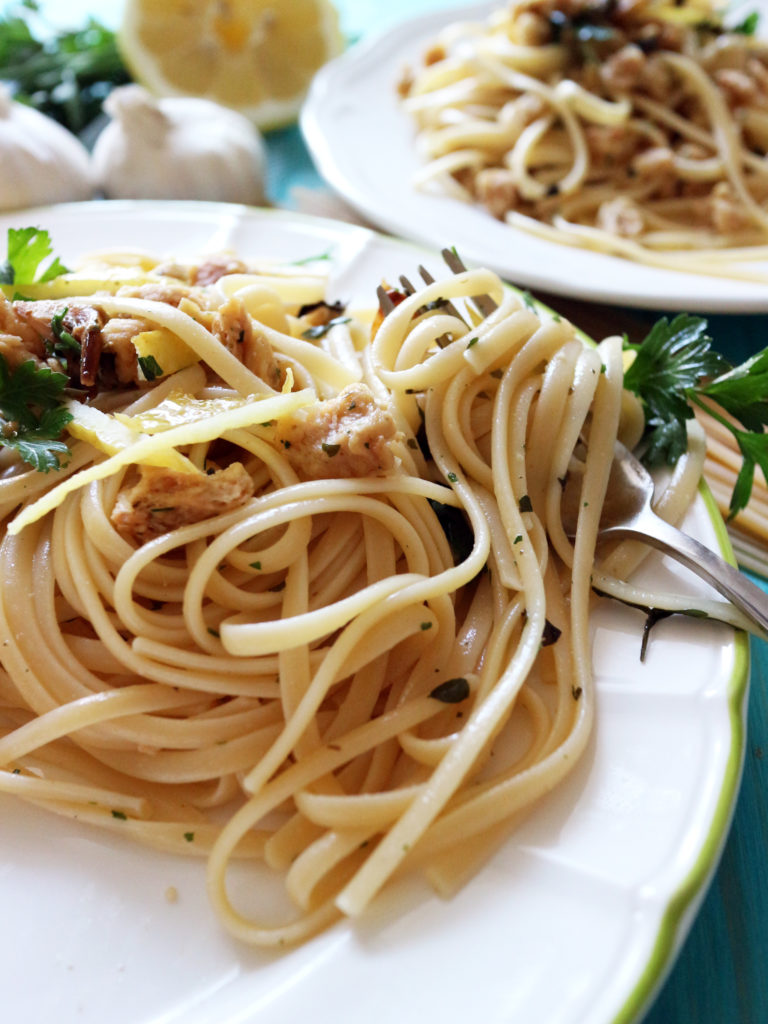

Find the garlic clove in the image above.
[
  {"left": 0, "top": 84, "right": 93, "bottom": 210},
  {"left": 92, "top": 85, "right": 267, "bottom": 205}
]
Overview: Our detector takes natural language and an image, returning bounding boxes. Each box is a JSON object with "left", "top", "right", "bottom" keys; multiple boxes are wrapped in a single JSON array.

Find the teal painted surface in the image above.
[{"left": 644, "top": 631, "right": 768, "bottom": 1024}]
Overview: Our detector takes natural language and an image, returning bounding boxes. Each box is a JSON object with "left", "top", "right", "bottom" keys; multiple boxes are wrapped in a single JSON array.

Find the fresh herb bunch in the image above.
[
  {"left": 0, "top": 0, "right": 129, "bottom": 135},
  {"left": 623, "top": 315, "right": 768, "bottom": 518}
]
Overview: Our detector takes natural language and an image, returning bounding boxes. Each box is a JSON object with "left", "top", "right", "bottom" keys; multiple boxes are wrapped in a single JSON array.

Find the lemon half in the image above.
[{"left": 118, "top": 0, "right": 344, "bottom": 129}]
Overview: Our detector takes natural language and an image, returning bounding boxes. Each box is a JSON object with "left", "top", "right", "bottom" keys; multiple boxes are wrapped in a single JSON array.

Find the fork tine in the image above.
[
  {"left": 417, "top": 264, "right": 464, "bottom": 322},
  {"left": 378, "top": 252, "right": 498, "bottom": 327},
  {"left": 441, "top": 247, "right": 465, "bottom": 274},
  {"left": 440, "top": 247, "right": 498, "bottom": 318},
  {"left": 376, "top": 284, "right": 395, "bottom": 315}
]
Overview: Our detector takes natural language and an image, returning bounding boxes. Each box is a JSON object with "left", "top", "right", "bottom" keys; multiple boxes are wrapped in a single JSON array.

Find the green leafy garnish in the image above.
[
  {"left": 732, "top": 11, "right": 760, "bottom": 34},
  {"left": 0, "top": 355, "right": 72, "bottom": 472},
  {"left": 623, "top": 315, "right": 768, "bottom": 517},
  {"left": 541, "top": 619, "right": 562, "bottom": 647},
  {"left": 0, "top": 3, "right": 130, "bottom": 134},
  {"left": 623, "top": 315, "right": 726, "bottom": 464},
  {"left": 138, "top": 354, "right": 164, "bottom": 381},
  {"left": 0, "top": 356, "right": 69, "bottom": 421},
  {"left": 46, "top": 307, "right": 81, "bottom": 358},
  {"left": 429, "top": 677, "right": 470, "bottom": 703},
  {"left": 428, "top": 499, "right": 474, "bottom": 564},
  {"left": 288, "top": 249, "right": 333, "bottom": 266},
  {"left": 302, "top": 316, "right": 352, "bottom": 340},
  {"left": 548, "top": 7, "right": 617, "bottom": 62},
  {"left": 575, "top": 22, "right": 615, "bottom": 43},
  {"left": 0, "top": 227, "right": 68, "bottom": 286}
]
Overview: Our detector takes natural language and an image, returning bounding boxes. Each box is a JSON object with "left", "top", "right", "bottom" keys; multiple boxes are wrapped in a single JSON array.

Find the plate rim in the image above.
[
  {"left": 617, "top": 482, "right": 750, "bottom": 1024},
  {"left": 0, "top": 199, "right": 751, "bottom": 1024}
]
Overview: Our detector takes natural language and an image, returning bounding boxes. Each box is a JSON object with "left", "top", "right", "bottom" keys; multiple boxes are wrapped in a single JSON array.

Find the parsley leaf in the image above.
[
  {"left": 0, "top": 6, "right": 129, "bottom": 134},
  {"left": 429, "top": 677, "right": 470, "bottom": 703},
  {"left": 623, "top": 315, "right": 725, "bottom": 463},
  {"left": 46, "top": 307, "right": 81, "bottom": 357},
  {"left": 732, "top": 11, "right": 760, "bottom": 34},
  {"left": 0, "top": 227, "right": 68, "bottom": 286},
  {"left": 301, "top": 316, "right": 352, "bottom": 340},
  {"left": 288, "top": 249, "right": 333, "bottom": 266},
  {"left": 700, "top": 349, "right": 768, "bottom": 431},
  {"left": 623, "top": 315, "right": 768, "bottom": 517},
  {"left": 624, "top": 316, "right": 726, "bottom": 425},
  {"left": 730, "top": 430, "right": 768, "bottom": 516},
  {"left": 138, "top": 354, "right": 164, "bottom": 381},
  {"left": 2, "top": 411, "right": 73, "bottom": 472},
  {"left": 0, "top": 355, "right": 72, "bottom": 472},
  {"left": 0, "top": 356, "right": 68, "bottom": 426}
]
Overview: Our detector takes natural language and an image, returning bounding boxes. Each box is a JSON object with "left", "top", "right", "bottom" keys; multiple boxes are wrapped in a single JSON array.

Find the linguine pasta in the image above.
[
  {"left": 399, "top": 0, "right": 768, "bottom": 280},
  {"left": 0, "top": 243, "right": 730, "bottom": 947}
]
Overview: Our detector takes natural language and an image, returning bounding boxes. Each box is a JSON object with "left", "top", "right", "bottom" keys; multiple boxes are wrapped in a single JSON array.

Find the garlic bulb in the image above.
[
  {"left": 0, "top": 84, "right": 93, "bottom": 210},
  {"left": 92, "top": 85, "right": 267, "bottom": 204}
]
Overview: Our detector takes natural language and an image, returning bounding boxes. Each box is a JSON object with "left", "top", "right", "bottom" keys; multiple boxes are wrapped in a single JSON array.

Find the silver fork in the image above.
[
  {"left": 563, "top": 441, "right": 768, "bottom": 638},
  {"left": 378, "top": 252, "right": 768, "bottom": 636},
  {"left": 376, "top": 249, "right": 498, "bottom": 321}
]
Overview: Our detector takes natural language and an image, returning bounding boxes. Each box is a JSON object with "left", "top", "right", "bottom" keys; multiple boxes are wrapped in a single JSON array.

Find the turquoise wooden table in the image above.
[{"left": 273, "top": 3, "right": 768, "bottom": 1022}]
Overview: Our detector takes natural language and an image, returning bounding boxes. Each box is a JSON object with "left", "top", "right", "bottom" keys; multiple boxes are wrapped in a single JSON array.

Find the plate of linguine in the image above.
[
  {"left": 0, "top": 201, "right": 748, "bottom": 1024},
  {"left": 302, "top": 0, "right": 768, "bottom": 311}
]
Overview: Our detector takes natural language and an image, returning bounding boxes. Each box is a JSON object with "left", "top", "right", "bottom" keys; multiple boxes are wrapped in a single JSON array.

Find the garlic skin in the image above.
[
  {"left": 92, "top": 85, "right": 267, "bottom": 204},
  {"left": 0, "top": 84, "right": 93, "bottom": 210}
]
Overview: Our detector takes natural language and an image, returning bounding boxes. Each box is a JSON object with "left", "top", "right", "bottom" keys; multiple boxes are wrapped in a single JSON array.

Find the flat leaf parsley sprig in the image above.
[
  {"left": 0, "top": 358, "right": 72, "bottom": 472},
  {"left": 0, "top": 224, "right": 69, "bottom": 287},
  {"left": 0, "top": 1, "right": 130, "bottom": 136},
  {"left": 623, "top": 314, "right": 768, "bottom": 518},
  {"left": 0, "top": 226, "right": 73, "bottom": 471}
]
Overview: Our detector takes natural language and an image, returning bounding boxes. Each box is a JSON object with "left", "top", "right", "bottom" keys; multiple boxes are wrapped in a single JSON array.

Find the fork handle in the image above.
[{"left": 605, "top": 518, "right": 768, "bottom": 639}]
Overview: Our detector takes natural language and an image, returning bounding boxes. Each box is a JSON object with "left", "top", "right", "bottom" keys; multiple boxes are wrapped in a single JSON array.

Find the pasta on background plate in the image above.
[
  {"left": 400, "top": 0, "right": 768, "bottom": 280},
  {"left": 0, "top": 239, "right": 723, "bottom": 947}
]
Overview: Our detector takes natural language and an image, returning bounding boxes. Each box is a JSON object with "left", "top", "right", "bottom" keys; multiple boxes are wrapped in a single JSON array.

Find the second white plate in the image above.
[{"left": 302, "top": 0, "right": 768, "bottom": 312}]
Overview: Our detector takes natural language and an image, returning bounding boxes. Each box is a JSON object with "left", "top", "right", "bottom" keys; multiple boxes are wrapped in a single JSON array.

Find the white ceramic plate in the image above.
[
  {"left": 0, "top": 202, "right": 748, "bottom": 1024},
  {"left": 301, "top": 0, "right": 768, "bottom": 312}
]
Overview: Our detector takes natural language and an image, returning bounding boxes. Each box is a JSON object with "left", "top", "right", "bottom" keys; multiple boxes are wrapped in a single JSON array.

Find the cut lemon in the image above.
[{"left": 118, "top": 0, "right": 344, "bottom": 129}]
